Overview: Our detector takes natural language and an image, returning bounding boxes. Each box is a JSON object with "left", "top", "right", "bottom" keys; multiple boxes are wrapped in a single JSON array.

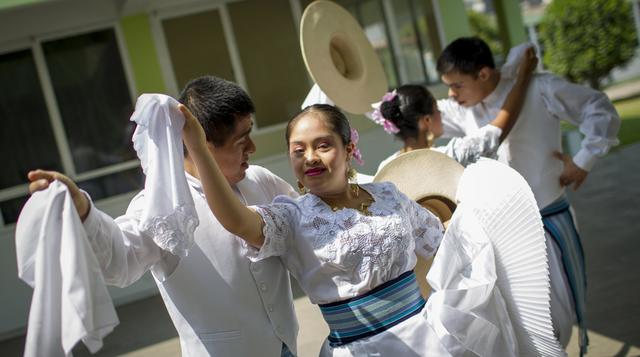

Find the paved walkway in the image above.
[
  {"left": 605, "top": 79, "right": 640, "bottom": 101},
  {"left": 2, "top": 144, "right": 639, "bottom": 356}
]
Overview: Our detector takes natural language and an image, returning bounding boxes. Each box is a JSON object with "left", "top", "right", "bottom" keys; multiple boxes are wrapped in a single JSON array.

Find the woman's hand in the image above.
[{"left": 178, "top": 104, "right": 208, "bottom": 153}]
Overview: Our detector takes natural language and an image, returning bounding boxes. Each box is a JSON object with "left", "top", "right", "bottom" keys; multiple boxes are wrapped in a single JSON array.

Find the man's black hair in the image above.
[
  {"left": 178, "top": 76, "right": 255, "bottom": 146},
  {"left": 437, "top": 37, "right": 495, "bottom": 76}
]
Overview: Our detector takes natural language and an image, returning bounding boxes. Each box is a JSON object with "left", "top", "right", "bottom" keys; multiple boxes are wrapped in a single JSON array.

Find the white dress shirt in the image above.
[
  {"left": 81, "top": 166, "right": 299, "bottom": 356},
  {"left": 438, "top": 47, "right": 620, "bottom": 349},
  {"left": 438, "top": 72, "right": 620, "bottom": 209}
]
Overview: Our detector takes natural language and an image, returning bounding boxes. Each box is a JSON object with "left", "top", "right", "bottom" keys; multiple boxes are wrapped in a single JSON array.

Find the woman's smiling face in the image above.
[{"left": 288, "top": 112, "right": 353, "bottom": 196}]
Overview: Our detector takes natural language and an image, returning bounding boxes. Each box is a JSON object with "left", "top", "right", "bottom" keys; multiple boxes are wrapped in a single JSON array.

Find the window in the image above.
[
  {"left": 0, "top": 28, "right": 141, "bottom": 225},
  {"left": 158, "top": 0, "right": 309, "bottom": 128},
  {"left": 43, "top": 30, "right": 136, "bottom": 173},
  {"left": 0, "top": 49, "right": 63, "bottom": 224},
  {"left": 387, "top": 0, "right": 440, "bottom": 83},
  {"left": 0, "top": 49, "right": 63, "bottom": 189},
  {"left": 228, "top": 0, "right": 309, "bottom": 127},
  {"left": 336, "top": 0, "right": 441, "bottom": 87},
  {"left": 162, "top": 9, "right": 236, "bottom": 89}
]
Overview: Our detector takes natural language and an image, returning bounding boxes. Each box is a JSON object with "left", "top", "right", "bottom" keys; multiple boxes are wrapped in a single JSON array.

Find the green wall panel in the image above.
[
  {"left": 120, "top": 14, "right": 166, "bottom": 95},
  {"left": 494, "top": 0, "right": 528, "bottom": 51},
  {"left": 436, "top": 0, "right": 472, "bottom": 44}
]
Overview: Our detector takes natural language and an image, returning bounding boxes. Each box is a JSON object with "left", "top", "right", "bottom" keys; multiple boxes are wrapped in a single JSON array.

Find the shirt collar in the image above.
[{"left": 481, "top": 77, "right": 511, "bottom": 107}]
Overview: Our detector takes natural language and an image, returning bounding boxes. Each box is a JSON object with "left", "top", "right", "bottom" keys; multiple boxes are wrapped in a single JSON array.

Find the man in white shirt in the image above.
[
  {"left": 435, "top": 37, "right": 620, "bottom": 355},
  {"left": 27, "top": 76, "right": 298, "bottom": 357}
]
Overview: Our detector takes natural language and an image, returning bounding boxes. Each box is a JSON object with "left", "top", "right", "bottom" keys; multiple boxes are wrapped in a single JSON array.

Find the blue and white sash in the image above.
[
  {"left": 319, "top": 270, "right": 425, "bottom": 347},
  {"left": 541, "top": 196, "right": 588, "bottom": 356}
]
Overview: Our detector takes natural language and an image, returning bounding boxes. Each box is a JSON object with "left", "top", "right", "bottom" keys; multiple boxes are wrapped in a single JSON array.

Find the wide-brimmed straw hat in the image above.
[
  {"left": 300, "top": 0, "right": 388, "bottom": 114},
  {"left": 373, "top": 149, "right": 464, "bottom": 222}
]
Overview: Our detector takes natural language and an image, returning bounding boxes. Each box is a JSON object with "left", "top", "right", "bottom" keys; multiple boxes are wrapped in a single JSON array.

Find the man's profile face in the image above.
[
  {"left": 210, "top": 114, "right": 256, "bottom": 185},
  {"left": 441, "top": 70, "right": 489, "bottom": 107}
]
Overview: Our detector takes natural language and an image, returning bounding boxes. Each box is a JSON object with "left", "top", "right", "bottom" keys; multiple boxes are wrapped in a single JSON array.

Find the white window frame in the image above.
[
  {"left": 150, "top": 1, "right": 248, "bottom": 98},
  {"left": 345, "top": 0, "right": 441, "bottom": 85}
]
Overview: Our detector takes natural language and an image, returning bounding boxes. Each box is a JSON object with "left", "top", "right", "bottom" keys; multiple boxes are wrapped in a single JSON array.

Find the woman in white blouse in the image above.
[
  {"left": 178, "top": 99, "right": 537, "bottom": 356},
  {"left": 377, "top": 47, "right": 537, "bottom": 172}
]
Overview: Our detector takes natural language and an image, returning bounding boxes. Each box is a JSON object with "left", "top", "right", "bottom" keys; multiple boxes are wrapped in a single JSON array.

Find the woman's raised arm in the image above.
[{"left": 178, "top": 104, "right": 265, "bottom": 247}]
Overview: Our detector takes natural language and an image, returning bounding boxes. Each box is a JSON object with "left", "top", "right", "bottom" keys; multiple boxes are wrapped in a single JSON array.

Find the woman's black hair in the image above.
[
  {"left": 286, "top": 104, "right": 351, "bottom": 147},
  {"left": 379, "top": 85, "right": 436, "bottom": 141}
]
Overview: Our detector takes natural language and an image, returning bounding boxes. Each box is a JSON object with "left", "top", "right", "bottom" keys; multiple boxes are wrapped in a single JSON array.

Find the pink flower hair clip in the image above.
[
  {"left": 350, "top": 128, "right": 364, "bottom": 166},
  {"left": 369, "top": 90, "right": 400, "bottom": 134}
]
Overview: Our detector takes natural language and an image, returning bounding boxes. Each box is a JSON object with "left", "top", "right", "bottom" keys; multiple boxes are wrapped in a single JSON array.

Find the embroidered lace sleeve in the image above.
[
  {"left": 433, "top": 125, "right": 502, "bottom": 167},
  {"left": 246, "top": 196, "right": 299, "bottom": 261},
  {"left": 392, "top": 185, "right": 444, "bottom": 258}
]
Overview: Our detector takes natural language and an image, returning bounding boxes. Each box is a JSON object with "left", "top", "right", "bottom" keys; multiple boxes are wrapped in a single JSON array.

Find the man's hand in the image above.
[
  {"left": 27, "top": 170, "right": 90, "bottom": 221},
  {"left": 518, "top": 47, "right": 538, "bottom": 78},
  {"left": 553, "top": 151, "right": 588, "bottom": 191}
]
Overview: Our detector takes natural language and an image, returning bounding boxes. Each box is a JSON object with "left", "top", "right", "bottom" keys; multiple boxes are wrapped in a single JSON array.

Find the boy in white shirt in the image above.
[{"left": 436, "top": 37, "right": 621, "bottom": 355}]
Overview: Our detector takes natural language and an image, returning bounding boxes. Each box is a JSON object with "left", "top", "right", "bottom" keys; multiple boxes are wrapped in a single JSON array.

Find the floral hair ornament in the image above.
[
  {"left": 350, "top": 128, "right": 364, "bottom": 165},
  {"left": 368, "top": 90, "right": 400, "bottom": 134}
]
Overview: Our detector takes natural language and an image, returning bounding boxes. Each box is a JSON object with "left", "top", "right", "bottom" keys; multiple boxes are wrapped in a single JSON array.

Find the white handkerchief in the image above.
[
  {"left": 16, "top": 181, "right": 119, "bottom": 356},
  {"left": 301, "top": 83, "right": 335, "bottom": 109},
  {"left": 130, "top": 94, "right": 199, "bottom": 257}
]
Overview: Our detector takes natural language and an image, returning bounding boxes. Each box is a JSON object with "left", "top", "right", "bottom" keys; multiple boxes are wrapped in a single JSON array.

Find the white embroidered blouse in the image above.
[{"left": 247, "top": 181, "right": 444, "bottom": 304}]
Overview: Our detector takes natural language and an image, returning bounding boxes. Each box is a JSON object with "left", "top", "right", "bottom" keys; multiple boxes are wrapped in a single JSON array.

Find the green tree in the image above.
[
  {"left": 539, "top": 0, "right": 638, "bottom": 89},
  {"left": 467, "top": 10, "right": 504, "bottom": 59}
]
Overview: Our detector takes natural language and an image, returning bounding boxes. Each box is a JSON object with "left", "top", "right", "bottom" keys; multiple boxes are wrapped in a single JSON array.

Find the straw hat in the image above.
[
  {"left": 300, "top": 0, "right": 388, "bottom": 114},
  {"left": 373, "top": 149, "right": 464, "bottom": 222}
]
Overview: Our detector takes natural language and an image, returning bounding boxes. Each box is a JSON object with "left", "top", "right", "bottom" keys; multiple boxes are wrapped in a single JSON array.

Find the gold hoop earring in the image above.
[
  {"left": 347, "top": 167, "right": 357, "bottom": 182},
  {"left": 426, "top": 131, "right": 435, "bottom": 146},
  {"left": 297, "top": 180, "right": 308, "bottom": 194}
]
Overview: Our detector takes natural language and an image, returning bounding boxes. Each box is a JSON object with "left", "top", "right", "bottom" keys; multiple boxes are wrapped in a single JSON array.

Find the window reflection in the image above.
[
  {"left": 337, "top": 0, "right": 440, "bottom": 87},
  {"left": 43, "top": 29, "right": 135, "bottom": 174},
  {"left": 0, "top": 49, "right": 63, "bottom": 190}
]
